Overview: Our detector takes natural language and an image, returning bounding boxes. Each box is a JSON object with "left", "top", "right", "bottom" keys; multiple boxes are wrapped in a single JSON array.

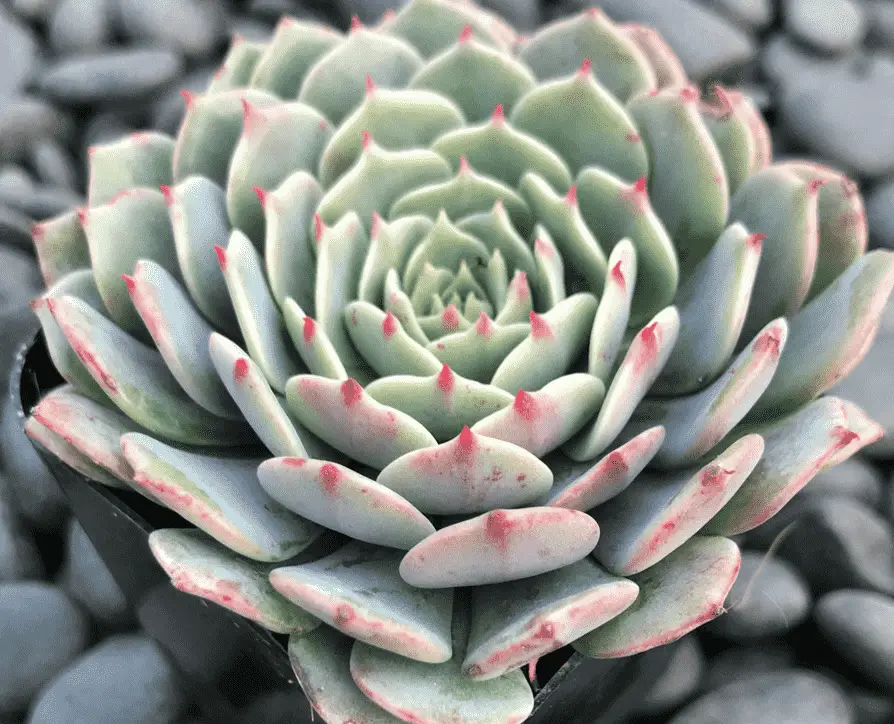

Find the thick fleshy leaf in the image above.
[
  {"left": 588, "top": 239, "right": 636, "bottom": 380},
  {"left": 122, "top": 432, "right": 321, "bottom": 562},
  {"left": 286, "top": 375, "right": 437, "bottom": 469},
  {"left": 299, "top": 27, "right": 423, "bottom": 125},
  {"left": 593, "top": 434, "right": 763, "bottom": 575},
  {"left": 87, "top": 131, "right": 174, "bottom": 206},
  {"left": 350, "top": 603, "right": 534, "bottom": 724},
  {"left": 618, "top": 23, "right": 687, "bottom": 89},
  {"left": 258, "top": 457, "right": 435, "bottom": 549},
  {"left": 457, "top": 200, "right": 537, "bottom": 277},
  {"left": 376, "top": 426, "right": 553, "bottom": 515},
  {"left": 652, "top": 223, "right": 763, "bottom": 395},
  {"left": 463, "top": 557, "right": 640, "bottom": 680},
  {"left": 29, "top": 385, "right": 135, "bottom": 486},
  {"left": 25, "top": 415, "right": 124, "bottom": 489},
  {"left": 626, "top": 86, "right": 728, "bottom": 270},
  {"left": 472, "top": 374, "right": 605, "bottom": 457},
  {"left": 532, "top": 226, "right": 566, "bottom": 310},
  {"left": 32, "top": 209, "right": 91, "bottom": 288},
  {"left": 511, "top": 62, "right": 648, "bottom": 181},
  {"left": 126, "top": 260, "right": 239, "bottom": 418},
  {"left": 50, "top": 296, "right": 251, "bottom": 445},
  {"left": 428, "top": 313, "right": 528, "bottom": 383},
  {"left": 541, "top": 426, "right": 665, "bottom": 510},
  {"left": 385, "top": 0, "right": 510, "bottom": 58},
  {"left": 271, "top": 542, "right": 453, "bottom": 663},
  {"left": 207, "top": 38, "right": 265, "bottom": 92},
  {"left": 360, "top": 215, "right": 433, "bottom": 305},
  {"left": 749, "top": 251, "right": 894, "bottom": 417},
  {"left": 630, "top": 318, "right": 787, "bottom": 469},
  {"left": 288, "top": 627, "right": 404, "bottom": 724},
  {"left": 218, "top": 230, "right": 303, "bottom": 394},
  {"left": 227, "top": 101, "right": 331, "bottom": 245},
  {"left": 518, "top": 9, "right": 656, "bottom": 101},
  {"left": 282, "top": 300, "right": 348, "bottom": 380},
  {"left": 149, "top": 528, "right": 320, "bottom": 634},
  {"left": 566, "top": 306, "right": 680, "bottom": 462},
  {"left": 707, "top": 397, "right": 883, "bottom": 535},
  {"left": 249, "top": 18, "right": 341, "bottom": 98},
  {"left": 365, "top": 364, "right": 513, "bottom": 441},
  {"left": 572, "top": 536, "right": 741, "bottom": 658},
  {"left": 400, "top": 507, "right": 599, "bottom": 587},
  {"left": 409, "top": 33, "right": 535, "bottom": 122},
  {"left": 491, "top": 293, "right": 599, "bottom": 395}
]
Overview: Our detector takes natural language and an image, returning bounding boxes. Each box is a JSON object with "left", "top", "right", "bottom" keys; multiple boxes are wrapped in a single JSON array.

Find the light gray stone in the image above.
[
  {"left": 0, "top": 8, "right": 39, "bottom": 101},
  {"left": 800, "top": 456, "right": 886, "bottom": 509},
  {"left": 115, "top": 0, "right": 227, "bottom": 59},
  {"left": 784, "top": 0, "right": 866, "bottom": 55},
  {"left": 48, "top": 0, "right": 112, "bottom": 53}
]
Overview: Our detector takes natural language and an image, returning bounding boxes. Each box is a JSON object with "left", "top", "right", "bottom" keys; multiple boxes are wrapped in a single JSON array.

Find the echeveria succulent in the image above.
[{"left": 25, "top": 1, "right": 894, "bottom": 722}]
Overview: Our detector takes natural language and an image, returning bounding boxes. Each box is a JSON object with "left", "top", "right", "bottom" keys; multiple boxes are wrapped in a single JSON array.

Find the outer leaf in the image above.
[
  {"left": 87, "top": 131, "right": 174, "bottom": 206},
  {"left": 249, "top": 18, "right": 341, "bottom": 98},
  {"left": 32, "top": 210, "right": 90, "bottom": 288}
]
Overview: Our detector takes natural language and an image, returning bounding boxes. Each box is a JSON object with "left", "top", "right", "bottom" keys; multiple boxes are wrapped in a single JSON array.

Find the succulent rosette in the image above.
[{"left": 24, "top": 1, "right": 894, "bottom": 721}]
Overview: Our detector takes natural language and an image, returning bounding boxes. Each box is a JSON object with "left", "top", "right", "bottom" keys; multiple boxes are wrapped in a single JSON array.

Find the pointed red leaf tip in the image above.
[
  {"left": 577, "top": 58, "right": 592, "bottom": 76},
  {"left": 313, "top": 213, "right": 325, "bottom": 242},
  {"left": 680, "top": 85, "right": 700, "bottom": 103},
  {"left": 365, "top": 74, "right": 376, "bottom": 96},
  {"left": 457, "top": 425, "right": 476, "bottom": 452},
  {"left": 528, "top": 659, "right": 538, "bottom": 684},
  {"left": 491, "top": 103, "right": 505, "bottom": 124},
  {"left": 436, "top": 363, "right": 455, "bottom": 394},
  {"left": 302, "top": 316, "right": 316, "bottom": 343},
  {"left": 634, "top": 176, "right": 648, "bottom": 194},
  {"left": 44, "top": 297, "right": 57, "bottom": 316},
  {"left": 382, "top": 310, "right": 398, "bottom": 339},
  {"left": 747, "top": 232, "right": 767, "bottom": 250},
  {"left": 252, "top": 186, "right": 268, "bottom": 208},
  {"left": 475, "top": 311, "right": 493, "bottom": 338},
  {"left": 159, "top": 184, "right": 174, "bottom": 206},
  {"left": 634, "top": 321, "right": 658, "bottom": 372},
  {"left": 832, "top": 425, "right": 860, "bottom": 448},
  {"left": 514, "top": 390, "right": 537, "bottom": 421},
  {"left": 458, "top": 24, "right": 473, "bottom": 43},
  {"left": 233, "top": 357, "right": 249, "bottom": 382},
  {"left": 179, "top": 89, "right": 195, "bottom": 110},
  {"left": 30, "top": 221, "right": 44, "bottom": 243},
  {"left": 28, "top": 297, "right": 43, "bottom": 312},
  {"left": 529, "top": 310, "right": 552, "bottom": 339},
  {"left": 512, "top": 270, "right": 530, "bottom": 299},
  {"left": 214, "top": 245, "right": 227, "bottom": 270},
  {"left": 754, "top": 327, "right": 781, "bottom": 359},
  {"left": 361, "top": 129, "right": 372, "bottom": 151},
  {"left": 808, "top": 178, "right": 828, "bottom": 194},
  {"left": 626, "top": 130, "right": 641, "bottom": 143},
  {"left": 712, "top": 85, "right": 736, "bottom": 117},
  {"left": 319, "top": 463, "right": 341, "bottom": 496},
  {"left": 534, "top": 236, "right": 553, "bottom": 257},
  {"left": 341, "top": 378, "right": 363, "bottom": 407},
  {"left": 564, "top": 185, "right": 578, "bottom": 205},
  {"left": 611, "top": 259, "right": 625, "bottom": 288},
  {"left": 484, "top": 509, "right": 512, "bottom": 548},
  {"left": 459, "top": 155, "right": 471, "bottom": 174},
  {"left": 121, "top": 274, "right": 136, "bottom": 294},
  {"left": 241, "top": 99, "right": 264, "bottom": 135},
  {"left": 442, "top": 304, "right": 460, "bottom": 331},
  {"left": 370, "top": 210, "right": 382, "bottom": 239},
  {"left": 350, "top": 15, "right": 362, "bottom": 31}
]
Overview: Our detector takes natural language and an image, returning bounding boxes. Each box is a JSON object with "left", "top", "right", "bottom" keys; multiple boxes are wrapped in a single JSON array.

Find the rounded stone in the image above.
[
  {"left": 27, "top": 635, "right": 186, "bottom": 724},
  {"left": 0, "top": 582, "right": 90, "bottom": 715},
  {"left": 707, "top": 551, "right": 812, "bottom": 639},
  {"left": 0, "top": 475, "right": 44, "bottom": 582},
  {"left": 784, "top": 0, "right": 866, "bottom": 55},
  {"left": 635, "top": 637, "right": 705, "bottom": 715},
  {"left": 851, "top": 689, "right": 894, "bottom": 724},
  {"left": 0, "top": 96, "right": 69, "bottom": 164},
  {"left": 800, "top": 457, "right": 886, "bottom": 509},
  {"left": 700, "top": 643, "right": 795, "bottom": 693},
  {"left": 115, "top": 0, "right": 227, "bottom": 59},
  {"left": 867, "top": 180, "right": 894, "bottom": 251},
  {"left": 47, "top": 0, "right": 111, "bottom": 54},
  {"left": 865, "top": 0, "right": 894, "bottom": 49},
  {"left": 669, "top": 669, "right": 854, "bottom": 724},
  {"left": 0, "top": 7, "right": 38, "bottom": 101},
  {"left": 29, "top": 140, "right": 78, "bottom": 191},
  {"left": 815, "top": 589, "right": 894, "bottom": 693}
]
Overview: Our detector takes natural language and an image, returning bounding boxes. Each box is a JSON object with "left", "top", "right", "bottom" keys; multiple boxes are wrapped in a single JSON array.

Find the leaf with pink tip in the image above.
[
  {"left": 565, "top": 306, "right": 680, "bottom": 462},
  {"left": 749, "top": 250, "right": 894, "bottom": 417},
  {"left": 630, "top": 318, "right": 787, "bottom": 468},
  {"left": 87, "top": 132, "right": 174, "bottom": 206},
  {"left": 730, "top": 165, "right": 823, "bottom": 341},
  {"left": 463, "top": 557, "right": 640, "bottom": 681},
  {"left": 472, "top": 374, "right": 604, "bottom": 457},
  {"left": 519, "top": 10, "right": 656, "bottom": 101},
  {"left": 172, "top": 89, "right": 279, "bottom": 186},
  {"left": 166, "top": 176, "right": 238, "bottom": 334},
  {"left": 411, "top": 264, "right": 455, "bottom": 318},
  {"left": 285, "top": 375, "right": 437, "bottom": 469},
  {"left": 408, "top": 33, "right": 535, "bottom": 123},
  {"left": 400, "top": 507, "right": 599, "bottom": 587},
  {"left": 271, "top": 542, "right": 453, "bottom": 663},
  {"left": 706, "top": 397, "right": 883, "bottom": 536},
  {"left": 519, "top": 173, "right": 607, "bottom": 295},
  {"left": 25, "top": 415, "right": 125, "bottom": 489},
  {"left": 127, "top": 260, "right": 240, "bottom": 419},
  {"left": 627, "top": 86, "right": 729, "bottom": 271},
  {"left": 386, "top": 0, "right": 510, "bottom": 58},
  {"left": 288, "top": 627, "right": 404, "bottom": 724},
  {"left": 492, "top": 269, "right": 533, "bottom": 326},
  {"left": 593, "top": 434, "right": 763, "bottom": 575},
  {"left": 227, "top": 101, "right": 331, "bottom": 245},
  {"left": 149, "top": 528, "right": 320, "bottom": 634},
  {"left": 491, "top": 293, "right": 599, "bottom": 395},
  {"left": 618, "top": 24, "right": 687, "bottom": 89},
  {"left": 207, "top": 38, "right": 265, "bottom": 93},
  {"left": 376, "top": 426, "right": 552, "bottom": 515},
  {"left": 365, "top": 365, "right": 513, "bottom": 441},
  {"left": 282, "top": 299, "right": 348, "bottom": 381},
  {"left": 573, "top": 536, "right": 740, "bottom": 658},
  {"left": 258, "top": 457, "right": 435, "bottom": 549},
  {"left": 249, "top": 18, "right": 341, "bottom": 98},
  {"left": 349, "top": 599, "right": 534, "bottom": 724},
  {"left": 511, "top": 65, "right": 648, "bottom": 181},
  {"left": 652, "top": 223, "right": 763, "bottom": 395},
  {"left": 359, "top": 215, "right": 433, "bottom": 306},
  {"left": 427, "top": 315, "right": 528, "bottom": 383},
  {"left": 122, "top": 432, "right": 321, "bottom": 562},
  {"left": 29, "top": 385, "right": 135, "bottom": 487},
  {"left": 299, "top": 27, "right": 423, "bottom": 125},
  {"left": 50, "top": 296, "right": 252, "bottom": 445},
  {"left": 32, "top": 210, "right": 90, "bottom": 287},
  {"left": 219, "top": 229, "right": 304, "bottom": 393},
  {"left": 384, "top": 268, "right": 431, "bottom": 346},
  {"left": 776, "top": 161, "right": 868, "bottom": 300},
  {"left": 402, "top": 211, "right": 490, "bottom": 292},
  {"left": 540, "top": 426, "right": 665, "bottom": 510},
  {"left": 531, "top": 226, "right": 565, "bottom": 309},
  {"left": 82, "top": 187, "right": 180, "bottom": 338},
  {"left": 431, "top": 110, "right": 572, "bottom": 191},
  {"left": 345, "top": 301, "right": 443, "bottom": 377},
  {"left": 457, "top": 200, "right": 537, "bottom": 276},
  {"left": 320, "top": 87, "right": 463, "bottom": 188},
  {"left": 32, "top": 269, "right": 108, "bottom": 402},
  {"left": 588, "top": 239, "right": 636, "bottom": 380}
]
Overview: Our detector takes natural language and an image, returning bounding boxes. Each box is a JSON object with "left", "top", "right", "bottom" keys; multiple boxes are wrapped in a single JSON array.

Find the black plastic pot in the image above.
[{"left": 11, "top": 328, "right": 672, "bottom": 723}]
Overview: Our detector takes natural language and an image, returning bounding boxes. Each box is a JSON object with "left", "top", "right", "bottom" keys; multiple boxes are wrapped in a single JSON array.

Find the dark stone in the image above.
[
  {"left": 150, "top": 66, "right": 216, "bottom": 136},
  {"left": 0, "top": 474, "right": 44, "bottom": 582},
  {"left": 0, "top": 97, "right": 69, "bottom": 164},
  {"left": 29, "top": 141, "right": 78, "bottom": 191},
  {"left": 851, "top": 689, "right": 894, "bottom": 724},
  {"left": 700, "top": 643, "right": 795, "bottom": 693},
  {"left": 0, "top": 185, "right": 84, "bottom": 221},
  {"left": 634, "top": 637, "right": 704, "bottom": 716},
  {"left": 48, "top": 0, "right": 112, "bottom": 54},
  {"left": 0, "top": 206, "right": 33, "bottom": 252},
  {"left": 0, "top": 8, "right": 39, "bottom": 101},
  {"left": 867, "top": 180, "right": 894, "bottom": 251}
]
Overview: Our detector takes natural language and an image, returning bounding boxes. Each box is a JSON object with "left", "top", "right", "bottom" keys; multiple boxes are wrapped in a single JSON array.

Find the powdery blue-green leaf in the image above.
[
  {"left": 32, "top": 209, "right": 91, "bottom": 288},
  {"left": 588, "top": 239, "right": 636, "bottom": 380},
  {"left": 282, "top": 299, "right": 348, "bottom": 381},
  {"left": 87, "top": 131, "right": 174, "bottom": 207},
  {"left": 428, "top": 312, "right": 529, "bottom": 383}
]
